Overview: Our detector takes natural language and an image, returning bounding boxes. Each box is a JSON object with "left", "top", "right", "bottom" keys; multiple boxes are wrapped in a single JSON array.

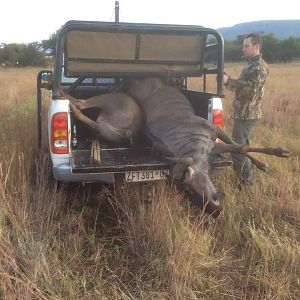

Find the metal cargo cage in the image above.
[{"left": 53, "top": 21, "right": 224, "bottom": 94}]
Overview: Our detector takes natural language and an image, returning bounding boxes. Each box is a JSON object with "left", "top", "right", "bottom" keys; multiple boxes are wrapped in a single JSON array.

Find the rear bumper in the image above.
[
  {"left": 52, "top": 164, "right": 115, "bottom": 183},
  {"left": 52, "top": 147, "right": 170, "bottom": 184},
  {"left": 51, "top": 149, "right": 232, "bottom": 184}
]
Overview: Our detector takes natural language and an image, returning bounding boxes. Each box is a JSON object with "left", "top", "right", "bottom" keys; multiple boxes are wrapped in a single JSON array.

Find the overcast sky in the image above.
[{"left": 1, "top": 0, "right": 299, "bottom": 44}]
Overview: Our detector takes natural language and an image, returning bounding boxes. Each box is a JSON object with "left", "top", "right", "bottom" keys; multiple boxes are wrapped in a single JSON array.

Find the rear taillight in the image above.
[
  {"left": 51, "top": 112, "right": 69, "bottom": 154},
  {"left": 212, "top": 109, "right": 223, "bottom": 128}
]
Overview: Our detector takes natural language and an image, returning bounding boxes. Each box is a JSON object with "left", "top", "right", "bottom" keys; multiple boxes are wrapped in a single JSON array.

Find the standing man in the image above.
[{"left": 223, "top": 33, "right": 269, "bottom": 186}]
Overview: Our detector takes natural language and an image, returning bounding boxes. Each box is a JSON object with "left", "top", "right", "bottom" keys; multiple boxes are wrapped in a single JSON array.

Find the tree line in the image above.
[
  {"left": 0, "top": 42, "right": 48, "bottom": 67},
  {"left": 1, "top": 33, "right": 300, "bottom": 67},
  {"left": 0, "top": 32, "right": 56, "bottom": 67}
]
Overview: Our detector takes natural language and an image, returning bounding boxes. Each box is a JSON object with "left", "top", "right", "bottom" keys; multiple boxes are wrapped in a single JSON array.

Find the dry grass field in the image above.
[{"left": 0, "top": 64, "right": 299, "bottom": 299}]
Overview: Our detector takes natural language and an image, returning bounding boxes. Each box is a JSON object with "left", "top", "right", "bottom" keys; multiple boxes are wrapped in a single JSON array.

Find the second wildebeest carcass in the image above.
[
  {"left": 121, "top": 78, "right": 289, "bottom": 216},
  {"left": 65, "top": 91, "right": 143, "bottom": 144}
]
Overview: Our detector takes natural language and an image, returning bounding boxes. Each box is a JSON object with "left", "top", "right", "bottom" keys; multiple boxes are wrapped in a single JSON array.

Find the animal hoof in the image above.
[{"left": 276, "top": 147, "right": 290, "bottom": 157}]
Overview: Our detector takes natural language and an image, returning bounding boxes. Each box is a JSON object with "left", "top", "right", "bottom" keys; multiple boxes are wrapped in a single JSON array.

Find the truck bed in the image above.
[{"left": 71, "top": 147, "right": 169, "bottom": 173}]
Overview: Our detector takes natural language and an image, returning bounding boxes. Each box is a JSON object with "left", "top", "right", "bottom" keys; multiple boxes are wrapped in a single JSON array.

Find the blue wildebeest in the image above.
[{"left": 121, "top": 78, "right": 289, "bottom": 216}]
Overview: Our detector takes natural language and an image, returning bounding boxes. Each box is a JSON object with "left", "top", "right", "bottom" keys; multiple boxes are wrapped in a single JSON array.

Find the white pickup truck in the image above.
[{"left": 37, "top": 20, "right": 230, "bottom": 184}]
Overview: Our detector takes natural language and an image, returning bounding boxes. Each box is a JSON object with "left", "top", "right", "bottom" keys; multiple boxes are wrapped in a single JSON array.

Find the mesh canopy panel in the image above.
[{"left": 64, "top": 30, "right": 205, "bottom": 76}]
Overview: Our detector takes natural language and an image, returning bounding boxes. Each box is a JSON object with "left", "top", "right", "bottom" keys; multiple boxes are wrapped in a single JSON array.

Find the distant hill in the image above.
[{"left": 218, "top": 20, "right": 300, "bottom": 40}]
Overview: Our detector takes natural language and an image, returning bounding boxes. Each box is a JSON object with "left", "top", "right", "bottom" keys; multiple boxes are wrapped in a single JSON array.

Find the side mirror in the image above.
[
  {"left": 39, "top": 70, "right": 53, "bottom": 90},
  {"left": 41, "top": 72, "right": 50, "bottom": 81}
]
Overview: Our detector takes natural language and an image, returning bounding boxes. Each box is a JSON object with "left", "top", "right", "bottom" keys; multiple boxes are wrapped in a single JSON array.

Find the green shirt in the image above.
[{"left": 225, "top": 55, "right": 269, "bottom": 120}]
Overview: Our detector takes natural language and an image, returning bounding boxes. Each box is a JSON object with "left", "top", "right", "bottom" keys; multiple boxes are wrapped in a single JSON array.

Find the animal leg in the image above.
[
  {"left": 215, "top": 126, "right": 236, "bottom": 144},
  {"left": 70, "top": 103, "right": 128, "bottom": 142},
  {"left": 70, "top": 102, "right": 99, "bottom": 131},
  {"left": 216, "top": 127, "right": 289, "bottom": 158},
  {"left": 212, "top": 143, "right": 269, "bottom": 171},
  {"left": 63, "top": 91, "right": 107, "bottom": 110},
  {"left": 212, "top": 143, "right": 290, "bottom": 172},
  {"left": 243, "top": 146, "right": 290, "bottom": 158},
  {"left": 213, "top": 143, "right": 290, "bottom": 158},
  {"left": 214, "top": 127, "right": 289, "bottom": 170}
]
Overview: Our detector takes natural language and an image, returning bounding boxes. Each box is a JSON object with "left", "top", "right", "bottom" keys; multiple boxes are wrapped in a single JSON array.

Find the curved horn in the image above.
[
  {"left": 167, "top": 157, "right": 194, "bottom": 181},
  {"left": 184, "top": 166, "right": 195, "bottom": 183}
]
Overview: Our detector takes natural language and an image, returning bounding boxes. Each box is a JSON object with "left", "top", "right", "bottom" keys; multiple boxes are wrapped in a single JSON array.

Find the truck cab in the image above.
[{"left": 37, "top": 20, "right": 229, "bottom": 184}]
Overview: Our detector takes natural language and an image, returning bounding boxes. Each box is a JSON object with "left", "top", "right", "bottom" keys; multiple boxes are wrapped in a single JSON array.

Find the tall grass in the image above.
[{"left": 0, "top": 65, "right": 299, "bottom": 299}]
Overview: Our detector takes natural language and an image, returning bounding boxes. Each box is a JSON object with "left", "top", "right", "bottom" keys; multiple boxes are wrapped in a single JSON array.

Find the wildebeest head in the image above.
[{"left": 168, "top": 157, "right": 221, "bottom": 216}]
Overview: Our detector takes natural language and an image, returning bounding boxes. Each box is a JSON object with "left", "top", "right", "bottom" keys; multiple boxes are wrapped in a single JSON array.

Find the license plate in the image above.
[{"left": 125, "top": 169, "right": 169, "bottom": 182}]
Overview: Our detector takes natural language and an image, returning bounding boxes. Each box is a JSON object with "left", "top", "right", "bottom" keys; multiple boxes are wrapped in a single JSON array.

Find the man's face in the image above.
[{"left": 242, "top": 38, "right": 260, "bottom": 58}]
